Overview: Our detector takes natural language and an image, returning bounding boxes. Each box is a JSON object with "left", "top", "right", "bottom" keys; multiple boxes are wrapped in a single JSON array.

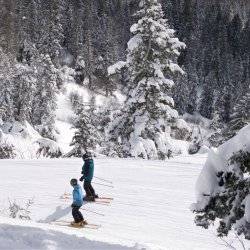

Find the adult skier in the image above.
[{"left": 79, "top": 152, "right": 98, "bottom": 201}]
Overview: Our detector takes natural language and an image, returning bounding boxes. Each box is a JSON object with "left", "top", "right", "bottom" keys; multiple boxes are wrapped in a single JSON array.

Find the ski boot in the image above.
[
  {"left": 80, "top": 220, "right": 88, "bottom": 226},
  {"left": 71, "top": 221, "right": 83, "bottom": 227}
]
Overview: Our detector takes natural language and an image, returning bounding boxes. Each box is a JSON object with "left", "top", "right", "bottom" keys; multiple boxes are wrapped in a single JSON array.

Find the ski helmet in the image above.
[{"left": 70, "top": 178, "right": 77, "bottom": 186}]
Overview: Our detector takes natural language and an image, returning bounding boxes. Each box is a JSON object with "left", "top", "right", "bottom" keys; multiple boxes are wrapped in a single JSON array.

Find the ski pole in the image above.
[
  {"left": 92, "top": 181, "right": 114, "bottom": 188},
  {"left": 81, "top": 208, "right": 105, "bottom": 216},
  {"left": 94, "top": 176, "right": 113, "bottom": 184}
]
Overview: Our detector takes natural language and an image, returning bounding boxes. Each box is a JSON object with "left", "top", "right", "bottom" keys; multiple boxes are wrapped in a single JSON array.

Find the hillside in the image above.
[{"left": 0, "top": 0, "right": 249, "bottom": 119}]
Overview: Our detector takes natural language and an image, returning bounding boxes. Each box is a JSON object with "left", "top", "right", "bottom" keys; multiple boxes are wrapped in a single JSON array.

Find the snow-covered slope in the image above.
[{"left": 1, "top": 155, "right": 248, "bottom": 249}]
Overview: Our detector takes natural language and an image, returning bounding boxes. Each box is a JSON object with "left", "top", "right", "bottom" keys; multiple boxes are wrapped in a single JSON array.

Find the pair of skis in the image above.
[
  {"left": 51, "top": 220, "right": 101, "bottom": 230},
  {"left": 56, "top": 193, "right": 113, "bottom": 229},
  {"left": 60, "top": 193, "right": 113, "bottom": 205}
]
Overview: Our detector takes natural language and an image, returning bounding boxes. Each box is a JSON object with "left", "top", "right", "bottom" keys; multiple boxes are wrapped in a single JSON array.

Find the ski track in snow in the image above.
[{"left": 0, "top": 155, "right": 249, "bottom": 250}]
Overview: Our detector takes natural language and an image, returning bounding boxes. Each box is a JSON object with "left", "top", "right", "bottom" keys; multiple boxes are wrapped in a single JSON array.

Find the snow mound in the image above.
[
  {"left": 0, "top": 121, "right": 41, "bottom": 158},
  {"left": 35, "top": 138, "right": 62, "bottom": 158},
  {"left": 0, "top": 120, "right": 67, "bottom": 159},
  {"left": 193, "top": 124, "right": 250, "bottom": 210},
  {"left": 2, "top": 121, "right": 41, "bottom": 140},
  {"left": 0, "top": 222, "right": 135, "bottom": 250},
  {"left": 171, "top": 118, "right": 192, "bottom": 141}
]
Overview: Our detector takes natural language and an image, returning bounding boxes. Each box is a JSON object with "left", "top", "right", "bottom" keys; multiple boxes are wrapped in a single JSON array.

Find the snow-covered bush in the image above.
[
  {"left": 191, "top": 125, "right": 250, "bottom": 239},
  {"left": 36, "top": 138, "right": 62, "bottom": 158},
  {"left": 8, "top": 198, "right": 34, "bottom": 220},
  {"left": 100, "top": 141, "right": 125, "bottom": 158},
  {"left": 188, "top": 136, "right": 203, "bottom": 154},
  {"left": 0, "top": 141, "right": 16, "bottom": 159},
  {"left": 171, "top": 118, "right": 192, "bottom": 141}
]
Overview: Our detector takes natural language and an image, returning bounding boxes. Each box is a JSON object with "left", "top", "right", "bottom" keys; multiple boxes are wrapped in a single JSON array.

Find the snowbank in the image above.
[
  {"left": 193, "top": 124, "right": 250, "bottom": 210},
  {"left": 129, "top": 125, "right": 190, "bottom": 160},
  {"left": 35, "top": 138, "right": 62, "bottom": 158},
  {"left": 0, "top": 121, "right": 41, "bottom": 158},
  {"left": 0, "top": 218, "right": 135, "bottom": 250},
  {"left": 0, "top": 120, "right": 68, "bottom": 159}
]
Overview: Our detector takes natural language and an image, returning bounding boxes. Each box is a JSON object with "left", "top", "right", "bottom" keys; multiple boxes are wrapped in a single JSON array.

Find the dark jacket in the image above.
[{"left": 81, "top": 159, "right": 94, "bottom": 182}]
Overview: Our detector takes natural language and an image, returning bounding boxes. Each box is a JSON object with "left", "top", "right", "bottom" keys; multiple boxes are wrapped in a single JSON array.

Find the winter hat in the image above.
[{"left": 70, "top": 178, "right": 78, "bottom": 186}]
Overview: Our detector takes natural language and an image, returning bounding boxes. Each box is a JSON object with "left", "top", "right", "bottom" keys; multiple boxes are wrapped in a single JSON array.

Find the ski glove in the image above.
[{"left": 79, "top": 176, "right": 84, "bottom": 182}]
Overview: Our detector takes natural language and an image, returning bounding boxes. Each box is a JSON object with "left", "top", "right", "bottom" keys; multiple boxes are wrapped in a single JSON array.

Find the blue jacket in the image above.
[
  {"left": 72, "top": 184, "right": 83, "bottom": 206},
  {"left": 81, "top": 159, "right": 94, "bottom": 182}
]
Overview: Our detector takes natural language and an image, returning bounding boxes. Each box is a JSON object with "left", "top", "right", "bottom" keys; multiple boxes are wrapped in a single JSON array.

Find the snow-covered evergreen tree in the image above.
[
  {"left": 226, "top": 86, "right": 250, "bottom": 138},
  {"left": 173, "top": 68, "right": 197, "bottom": 115},
  {"left": 0, "top": 49, "right": 14, "bottom": 121},
  {"left": 13, "top": 63, "right": 37, "bottom": 123},
  {"left": 108, "top": 0, "right": 185, "bottom": 159},
  {"left": 93, "top": 56, "right": 116, "bottom": 96},
  {"left": 38, "top": 0, "right": 64, "bottom": 65},
  {"left": 192, "top": 125, "right": 250, "bottom": 240},
  {"left": 31, "top": 55, "right": 58, "bottom": 140},
  {"left": 208, "top": 111, "right": 225, "bottom": 147},
  {"left": 194, "top": 149, "right": 250, "bottom": 239},
  {"left": 71, "top": 101, "right": 101, "bottom": 156}
]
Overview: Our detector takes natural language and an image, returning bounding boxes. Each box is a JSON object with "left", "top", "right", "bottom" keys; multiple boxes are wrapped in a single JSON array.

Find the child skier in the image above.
[
  {"left": 70, "top": 178, "right": 86, "bottom": 226},
  {"left": 79, "top": 152, "right": 98, "bottom": 201}
]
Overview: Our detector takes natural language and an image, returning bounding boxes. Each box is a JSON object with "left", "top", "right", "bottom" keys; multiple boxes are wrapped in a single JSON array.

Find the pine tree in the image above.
[
  {"left": 224, "top": 86, "right": 250, "bottom": 139},
  {"left": 0, "top": 49, "right": 14, "bottom": 121},
  {"left": 199, "top": 73, "right": 215, "bottom": 119},
  {"left": 94, "top": 56, "right": 116, "bottom": 96},
  {"left": 193, "top": 150, "right": 250, "bottom": 239},
  {"left": 31, "top": 55, "right": 58, "bottom": 140},
  {"left": 71, "top": 101, "right": 101, "bottom": 156},
  {"left": 13, "top": 63, "right": 37, "bottom": 123},
  {"left": 173, "top": 68, "right": 197, "bottom": 115},
  {"left": 208, "top": 111, "right": 225, "bottom": 147},
  {"left": 37, "top": 0, "right": 64, "bottom": 65},
  {"left": 109, "top": 0, "right": 185, "bottom": 159}
]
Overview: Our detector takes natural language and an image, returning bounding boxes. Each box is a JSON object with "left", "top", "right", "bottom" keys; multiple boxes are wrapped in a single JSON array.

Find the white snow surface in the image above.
[{"left": 0, "top": 155, "right": 248, "bottom": 250}]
